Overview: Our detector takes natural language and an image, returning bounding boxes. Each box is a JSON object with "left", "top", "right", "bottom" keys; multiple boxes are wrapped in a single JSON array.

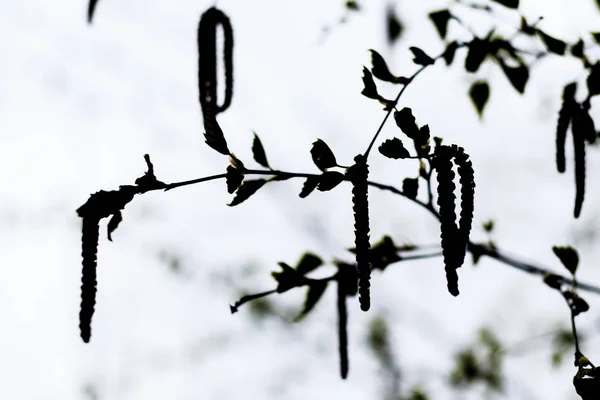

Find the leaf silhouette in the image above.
[
  {"left": 455, "top": 147, "right": 475, "bottom": 270},
  {"left": 79, "top": 217, "right": 100, "bottom": 343},
  {"left": 318, "top": 171, "right": 345, "bottom": 192},
  {"left": 294, "top": 281, "right": 328, "bottom": 322},
  {"left": 409, "top": 47, "right": 435, "bottom": 66},
  {"left": 537, "top": 30, "right": 566, "bottom": 55},
  {"left": 499, "top": 61, "right": 529, "bottom": 94},
  {"left": 369, "top": 50, "right": 403, "bottom": 83},
  {"left": 345, "top": 1, "right": 360, "bottom": 11},
  {"left": 586, "top": 62, "right": 600, "bottom": 97},
  {"left": 386, "top": 6, "right": 403, "bottom": 45},
  {"left": 228, "top": 179, "right": 267, "bottom": 206},
  {"left": 556, "top": 83, "right": 577, "bottom": 173},
  {"left": 592, "top": 33, "right": 600, "bottom": 44},
  {"left": 465, "top": 38, "right": 490, "bottom": 73},
  {"left": 299, "top": 176, "right": 320, "bottom": 198},
  {"left": 106, "top": 211, "right": 122, "bottom": 241},
  {"left": 311, "top": 139, "right": 338, "bottom": 171},
  {"left": 361, "top": 67, "right": 379, "bottom": 100},
  {"left": 402, "top": 178, "right": 419, "bottom": 200},
  {"left": 491, "top": 0, "right": 519, "bottom": 8},
  {"left": 571, "top": 39, "right": 584, "bottom": 58},
  {"left": 346, "top": 155, "right": 371, "bottom": 311},
  {"left": 552, "top": 246, "right": 579, "bottom": 275},
  {"left": 226, "top": 165, "right": 244, "bottom": 194},
  {"left": 272, "top": 262, "right": 303, "bottom": 293},
  {"left": 369, "top": 236, "right": 401, "bottom": 271},
  {"left": 252, "top": 133, "right": 270, "bottom": 169},
  {"left": 443, "top": 41, "right": 459, "bottom": 66},
  {"left": 429, "top": 9, "right": 451, "bottom": 39},
  {"left": 378, "top": 138, "right": 410, "bottom": 159},
  {"left": 88, "top": 0, "right": 100, "bottom": 24},
  {"left": 394, "top": 107, "right": 420, "bottom": 139},
  {"left": 295, "top": 253, "right": 323, "bottom": 275},
  {"left": 469, "top": 81, "right": 490, "bottom": 117}
]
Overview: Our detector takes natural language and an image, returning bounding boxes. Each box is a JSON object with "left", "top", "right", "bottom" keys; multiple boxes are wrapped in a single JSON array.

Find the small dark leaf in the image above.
[
  {"left": 203, "top": 119, "right": 230, "bottom": 156},
  {"left": 345, "top": 0, "right": 360, "bottom": 11},
  {"left": 394, "top": 107, "right": 420, "bottom": 139},
  {"left": 429, "top": 9, "right": 451, "bottom": 39},
  {"left": 386, "top": 6, "right": 403, "bottom": 45},
  {"left": 587, "top": 62, "right": 600, "bottom": 97},
  {"left": 469, "top": 81, "right": 490, "bottom": 117},
  {"left": 310, "top": 139, "right": 338, "bottom": 171},
  {"left": 482, "top": 220, "right": 494, "bottom": 233},
  {"left": 370, "top": 235, "right": 401, "bottom": 270},
  {"left": 226, "top": 165, "right": 244, "bottom": 194},
  {"left": 571, "top": 39, "right": 584, "bottom": 58},
  {"left": 403, "top": 178, "right": 419, "bottom": 199},
  {"left": 88, "top": 0, "right": 100, "bottom": 24},
  {"left": 499, "top": 61, "right": 529, "bottom": 94},
  {"left": 409, "top": 47, "right": 435, "bottom": 66},
  {"left": 299, "top": 176, "right": 320, "bottom": 198},
  {"left": 592, "top": 33, "right": 600, "bottom": 44},
  {"left": 378, "top": 138, "right": 410, "bottom": 159},
  {"left": 361, "top": 67, "right": 379, "bottom": 100},
  {"left": 318, "top": 171, "right": 345, "bottom": 191},
  {"left": 543, "top": 273, "right": 563, "bottom": 290},
  {"left": 520, "top": 17, "right": 536, "bottom": 36},
  {"left": 369, "top": 50, "right": 400, "bottom": 83},
  {"left": 552, "top": 246, "right": 579, "bottom": 275},
  {"left": 107, "top": 211, "right": 123, "bottom": 241},
  {"left": 252, "top": 133, "right": 270, "bottom": 169},
  {"left": 443, "top": 41, "right": 459, "bottom": 66},
  {"left": 294, "top": 281, "right": 328, "bottom": 322},
  {"left": 295, "top": 253, "right": 324, "bottom": 275},
  {"left": 228, "top": 179, "right": 267, "bottom": 206},
  {"left": 272, "top": 262, "right": 303, "bottom": 293},
  {"left": 537, "top": 30, "right": 566, "bottom": 55},
  {"left": 491, "top": 0, "right": 519, "bottom": 8},
  {"left": 465, "top": 38, "right": 490, "bottom": 73}
]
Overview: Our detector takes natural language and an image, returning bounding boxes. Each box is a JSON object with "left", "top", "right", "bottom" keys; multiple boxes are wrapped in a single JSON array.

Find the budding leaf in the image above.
[
  {"left": 294, "top": 281, "right": 328, "bottom": 322},
  {"left": 361, "top": 67, "right": 379, "bottom": 100},
  {"left": 571, "top": 39, "right": 584, "bottom": 58},
  {"left": 228, "top": 179, "right": 268, "bottom": 206},
  {"left": 369, "top": 50, "right": 400, "bottom": 83},
  {"left": 295, "top": 253, "right": 323, "bottom": 275},
  {"left": 402, "top": 178, "right": 419, "bottom": 199},
  {"left": 311, "top": 139, "right": 338, "bottom": 171},
  {"left": 345, "top": 0, "right": 360, "bottom": 11},
  {"left": 465, "top": 38, "right": 489, "bottom": 73},
  {"left": 429, "top": 9, "right": 451, "bottom": 39},
  {"left": 499, "top": 61, "right": 529, "bottom": 94},
  {"left": 409, "top": 47, "right": 435, "bottom": 66},
  {"left": 469, "top": 81, "right": 490, "bottom": 117},
  {"left": 107, "top": 211, "right": 122, "bottom": 241},
  {"left": 386, "top": 7, "right": 403, "bottom": 45},
  {"left": 318, "top": 171, "right": 345, "bottom": 192},
  {"left": 378, "top": 138, "right": 410, "bottom": 159},
  {"left": 88, "top": 0, "right": 100, "bottom": 23},
  {"left": 252, "top": 133, "right": 270, "bottom": 169},
  {"left": 226, "top": 165, "right": 244, "bottom": 194},
  {"left": 394, "top": 107, "right": 420, "bottom": 139},
  {"left": 443, "top": 41, "right": 459, "bottom": 66},
  {"left": 552, "top": 246, "right": 579, "bottom": 275}
]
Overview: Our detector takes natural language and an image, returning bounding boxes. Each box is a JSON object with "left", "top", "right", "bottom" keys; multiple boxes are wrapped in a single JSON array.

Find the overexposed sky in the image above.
[{"left": 1, "top": 0, "right": 600, "bottom": 399}]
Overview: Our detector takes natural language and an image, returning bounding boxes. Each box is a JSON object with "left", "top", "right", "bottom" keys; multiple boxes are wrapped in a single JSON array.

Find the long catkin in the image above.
[{"left": 79, "top": 217, "right": 100, "bottom": 343}]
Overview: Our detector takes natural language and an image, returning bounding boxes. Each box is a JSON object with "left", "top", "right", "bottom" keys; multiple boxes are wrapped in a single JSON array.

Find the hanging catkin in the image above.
[
  {"left": 347, "top": 155, "right": 371, "bottom": 311},
  {"left": 434, "top": 145, "right": 460, "bottom": 296},
  {"left": 79, "top": 217, "right": 100, "bottom": 343},
  {"left": 454, "top": 146, "right": 475, "bottom": 269},
  {"left": 572, "top": 105, "right": 587, "bottom": 218},
  {"left": 556, "top": 83, "right": 576, "bottom": 173}
]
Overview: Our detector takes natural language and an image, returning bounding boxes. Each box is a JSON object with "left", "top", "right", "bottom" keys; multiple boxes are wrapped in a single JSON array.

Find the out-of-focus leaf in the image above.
[
  {"left": 571, "top": 39, "right": 584, "bottom": 58},
  {"left": 537, "top": 30, "right": 566, "bottom": 55},
  {"left": 587, "top": 62, "right": 600, "bottom": 96},
  {"left": 552, "top": 246, "right": 579, "bottom": 275},
  {"left": 386, "top": 6, "right": 403, "bottom": 45},
  {"left": 469, "top": 81, "right": 490, "bottom": 117},
  {"left": 88, "top": 0, "right": 100, "bottom": 24},
  {"left": 272, "top": 262, "right": 303, "bottom": 293},
  {"left": 295, "top": 253, "right": 323, "bottom": 274},
  {"left": 499, "top": 61, "right": 529, "bottom": 94},
  {"left": 228, "top": 179, "right": 267, "bottom": 206},
  {"left": 491, "top": 0, "right": 518, "bottom": 8},
  {"left": 294, "top": 281, "right": 328, "bottom": 321},
  {"left": 443, "top": 41, "right": 459, "bottom": 65},
  {"left": 345, "top": 0, "right": 360, "bottom": 11},
  {"left": 429, "top": 9, "right": 451, "bottom": 39},
  {"left": 465, "top": 38, "right": 490, "bottom": 73}
]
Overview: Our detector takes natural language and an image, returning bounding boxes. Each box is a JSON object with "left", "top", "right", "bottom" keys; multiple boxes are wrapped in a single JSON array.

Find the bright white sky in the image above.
[{"left": 1, "top": 0, "right": 600, "bottom": 399}]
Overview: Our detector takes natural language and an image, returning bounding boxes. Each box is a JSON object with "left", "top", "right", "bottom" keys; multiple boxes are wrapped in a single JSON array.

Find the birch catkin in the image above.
[
  {"left": 347, "top": 155, "right": 371, "bottom": 311},
  {"left": 79, "top": 217, "right": 100, "bottom": 343}
]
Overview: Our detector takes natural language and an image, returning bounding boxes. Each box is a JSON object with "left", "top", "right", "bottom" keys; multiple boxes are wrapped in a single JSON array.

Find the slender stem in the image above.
[
  {"left": 164, "top": 173, "right": 227, "bottom": 191},
  {"left": 230, "top": 289, "right": 277, "bottom": 313}
]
